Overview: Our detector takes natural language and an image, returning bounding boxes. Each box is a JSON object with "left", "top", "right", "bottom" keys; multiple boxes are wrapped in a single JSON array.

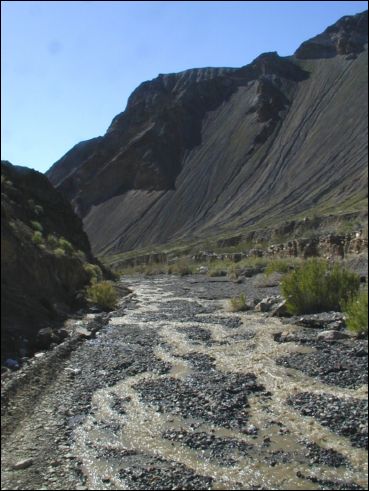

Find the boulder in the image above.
[
  {"left": 75, "top": 326, "right": 92, "bottom": 338},
  {"left": 296, "top": 312, "right": 344, "bottom": 329},
  {"left": 317, "top": 330, "right": 350, "bottom": 341},
  {"left": 35, "top": 327, "right": 58, "bottom": 349},
  {"left": 271, "top": 300, "right": 290, "bottom": 317},
  {"left": 12, "top": 458, "right": 34, "bottom": 470},
  {"left": 255, "top": 296, "right": 282, "bottom": 312}
]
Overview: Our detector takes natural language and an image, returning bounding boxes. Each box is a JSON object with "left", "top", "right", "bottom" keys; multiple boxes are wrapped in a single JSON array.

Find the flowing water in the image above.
[{"left": 73, "top": 276, "right": 368, "bottom": 490}]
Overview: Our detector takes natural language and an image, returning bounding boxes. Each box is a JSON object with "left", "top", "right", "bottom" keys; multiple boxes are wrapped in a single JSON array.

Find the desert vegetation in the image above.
[
  {"left": 343, "top": 289, "right": 368, "bottom": 335},
  {"left": 83, "top": 263, "right": 104, "bottom": 283},
  {"left": 281, "top": 258, "right": 361, "bottom": 315},
  {"left": 86, "top": 280, "right": 118, "bottom": 310},
  {"left": 228, "top": 293, "right": 250, "bottom": 312}
]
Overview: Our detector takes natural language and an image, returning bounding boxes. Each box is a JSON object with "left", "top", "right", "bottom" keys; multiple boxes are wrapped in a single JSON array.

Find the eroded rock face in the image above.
[
  {"left": 47, "top": 52, "right": 307, "bottom": 219},
  {"left": 295, "top": 10, "right": 368, "bottom": 59},
  {"left": 46, "top": 11, "right": 368, "bottom": 256},
  {"left": 1, "top": 161, "right": 109, "bottom": 360}
]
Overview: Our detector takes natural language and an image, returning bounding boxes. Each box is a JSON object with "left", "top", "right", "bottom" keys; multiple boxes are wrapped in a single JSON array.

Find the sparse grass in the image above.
[
  {"left": 229, "top": 293, "right": 249, "bottom": 312},
  {"left": 264, "top": 258, "right": 302, "bottom": 277},
  {"left": 86, "top": 281, "right": 118, "bottom": 310},
  {"left": 169, "top": 259, "right": 194, "bottom": 276},
  {"left": 227, "top": 264, "right": 241, "bottom": 280},
  {"left": 116, "top": 255, "right": 276, "bottom": 277},
  {"left": 343, "top": 289, "right": 368, "bottom": 335},
  {"left": 211, "top": 239, "right": 268, "bottom": 254},
  {"left": 281, "top": 258, "right": 361, "bottom": 315},
  {"left": 208, "top": 261, "right": 229, "bottom": 277}
]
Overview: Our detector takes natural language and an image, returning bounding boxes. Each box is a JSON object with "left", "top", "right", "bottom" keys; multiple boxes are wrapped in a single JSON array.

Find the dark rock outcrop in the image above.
[
  {"left": 47, "top": 11, "right": 368, "bottom": 257},
  {"left": 295, "top": 10, "right": 368, "bottom": 59},
  {"left": 1, "top": 161, "right": 110, "bottom": 360}
]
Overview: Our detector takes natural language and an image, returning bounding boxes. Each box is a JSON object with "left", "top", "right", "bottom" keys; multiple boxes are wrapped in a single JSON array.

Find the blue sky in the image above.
[{"left": 2, "top": 1, "right": 367, "bottom": 173}]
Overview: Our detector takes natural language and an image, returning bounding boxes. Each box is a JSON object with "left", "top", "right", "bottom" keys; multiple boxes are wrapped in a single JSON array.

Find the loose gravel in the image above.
[
  {"left": 288, "top": 392, "right": 368, "bottom": 448},
  {"left": 1, "top": 274, "right": 367, "bottom": 490}
]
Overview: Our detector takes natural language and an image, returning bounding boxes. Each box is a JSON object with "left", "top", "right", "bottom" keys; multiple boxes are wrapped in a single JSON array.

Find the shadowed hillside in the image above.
[{"left": 1, "top": 161, "right": 111, "bottom": 359}]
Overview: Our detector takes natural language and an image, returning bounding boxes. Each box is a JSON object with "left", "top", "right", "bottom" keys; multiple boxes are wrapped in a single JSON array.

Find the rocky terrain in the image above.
[
  {"left": 1, "top": 161, "right": 112, "bottom": 361},
  {"left": 1, "top": 274, "right": 367, "bottom": 490},
  {"left": 47, "top": 10, "right": 368, "bottom": 257},
  {"left": 2, "top": 9, "right": 368, "bottom": 491}
]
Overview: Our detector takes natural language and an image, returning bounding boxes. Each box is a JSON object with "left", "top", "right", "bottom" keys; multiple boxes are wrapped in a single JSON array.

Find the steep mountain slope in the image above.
[
  {"left": 1, "top": 161, "right": 110, "bottom": 360},
  {"left": 47, "top": 11, "right": 368, "bottom": 257}
]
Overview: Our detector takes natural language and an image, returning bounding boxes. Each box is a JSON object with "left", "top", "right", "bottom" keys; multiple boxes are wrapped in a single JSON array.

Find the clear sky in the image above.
[{"left": 1, "top": 1, "right": 367, "bottom": 173}]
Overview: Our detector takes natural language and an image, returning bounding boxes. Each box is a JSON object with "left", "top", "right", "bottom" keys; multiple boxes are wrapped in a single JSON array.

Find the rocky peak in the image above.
[
  {"left": 48, "top": 51, "right": 307, "bottom": 219},
  {"left": 45, "top": 11, "right": 367, "bottom": 257},
  {"left": 295, "top": 10, "right": 368, "bottom": 59}
]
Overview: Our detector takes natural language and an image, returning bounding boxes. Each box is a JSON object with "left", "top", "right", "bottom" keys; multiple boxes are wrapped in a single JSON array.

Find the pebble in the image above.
[{"left": 12, "top": 459, "right": 34, "bottom": 470}]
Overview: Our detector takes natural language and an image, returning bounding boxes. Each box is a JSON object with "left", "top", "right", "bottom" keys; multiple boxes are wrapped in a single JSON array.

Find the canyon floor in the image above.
[{"left": 1, "top": 275, "right": 368, "bottom": 490}]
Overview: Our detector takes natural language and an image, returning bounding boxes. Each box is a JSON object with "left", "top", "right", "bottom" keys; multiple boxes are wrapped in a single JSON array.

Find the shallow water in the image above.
[{"left": 73, "top": 276, "right": 368, "bottom": 490}]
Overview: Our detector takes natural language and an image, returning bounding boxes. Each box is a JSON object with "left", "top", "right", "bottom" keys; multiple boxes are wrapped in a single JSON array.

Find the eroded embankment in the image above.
[{"left": 1, "top": 275, "right": 368, "bottom": 490}]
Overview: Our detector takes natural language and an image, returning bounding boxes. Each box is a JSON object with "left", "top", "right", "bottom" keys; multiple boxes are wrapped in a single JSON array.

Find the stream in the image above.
[{"left": 1, "top": 275, "right": 368, "bottom": 490}]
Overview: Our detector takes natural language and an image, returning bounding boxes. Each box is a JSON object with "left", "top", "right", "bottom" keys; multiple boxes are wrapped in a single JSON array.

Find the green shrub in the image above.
[
  {"left": 229, "top": 293, "right": 249, "bottom": 312},
  {"left": 53, "top": 248, "right": 65, "bottom": 257},
  {"left": 47, "top": 234, "right": 59, "bottom": 248},
  {"left": 281, "top": 258, "right": 360, "bottom": 315},
  {"left": 31, "top": 220, "right": 43, "bottom": 232},
  {"left": 58, "top": 238, "right": 74, "bottom": 255},
  {"left": 86, "top": 281, "right": 117, "bottom": 310},
  {"left": 32, "top": 230, "right": 44, "bottom": 245},
  {"left": 84, "top": 263, "right": 103, "bottom": 283},
  {"left": 343, "top": 289, "right": 368, "bottom": 335},
  {"left": 75, "top": 249, "right": 87, "bottom": 261}
]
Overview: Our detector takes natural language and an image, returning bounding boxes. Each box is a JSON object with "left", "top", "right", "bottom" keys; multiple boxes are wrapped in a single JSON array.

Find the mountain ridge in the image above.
[{"left": 46, "top": 10, "right": 368, "bottom": 257}]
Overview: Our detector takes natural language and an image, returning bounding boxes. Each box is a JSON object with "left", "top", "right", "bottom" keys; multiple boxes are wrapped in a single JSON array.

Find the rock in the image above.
[
  {"left": 317, "top": 330, "right": 350, "bottom": 341},
  {"left": 255, "top": 296, "right": 281, "bottom": 312},
  {"left": 58, "top": 328, "right": 69, "bottom": 340},
  {"left": 355, "top": 348, "right": 368, "bottom": 357},
  {"left": 274, "top": 330, "right": 295, "bottom": 343},
  {"left": 296, "top": 312, "right": 344, "bottom": 329},
  {"left": 36, "top": 327, "right": 59, "bottom": 349},
  {"left": 255, "top": 300, "right": 272, "bottom": 312},
  {"left": 4, "top": 358, "right": 19, "bottom": 370},
  {"left": 271, "top": 300, "right": 290, "bottom": 317},
  {"left": 12, "top": 458, "right": 34, "bottom": 470},
  {"left": 65, "top": 367, "right": 82, "bottom": 376},
  {"left": 1, "top": 160, "right": 113, "bottom": 362},
  {"left": 75, "top": 327, "right": 92, "bottom": 338}
]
